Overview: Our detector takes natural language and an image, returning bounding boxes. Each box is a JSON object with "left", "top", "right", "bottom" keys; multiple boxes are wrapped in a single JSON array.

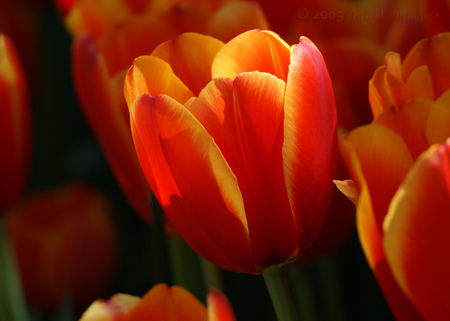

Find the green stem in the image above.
[
  {"left": 150, "top": 195, "right": 167, "bottom": 284},
  {"left": 0, "top": 218, "right": 30, "bottom": 321},
  {"left": 167, "top": 236, "right": 204, "bottom": 300},
  {"left": 262, "top": 266, "right": 298, "bottom": 321},
  {"left": 200, "top": 257, "right": 224, "bottom": 293},
  {"left": 317, "top": 255, "right": 345, "bottom": 321},
  {"left": 286, "top": 263, "right": 318, "bottom": 321}
]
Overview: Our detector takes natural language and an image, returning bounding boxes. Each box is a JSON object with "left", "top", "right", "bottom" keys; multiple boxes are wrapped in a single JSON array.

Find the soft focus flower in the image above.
[
  {"left": 79, "top": 283, "right": 236, "bottom": 321},
  {"left": 125, "top": 30, "right": 337, "bottom": 274},
  {"left": 67, "top": 0, "right": 269, "bottom": 223},
  {"left": 5, "top": 183, "right": 118, "bottom": 312},
  {"left": 0, "top": 33, "right": 31, "bottom": 214},
  {"left": 383, "top": 139, "right": 450, "bottom": 321},
  {"left": 337, "top": 32, "right": 450, "bottom": 320}
]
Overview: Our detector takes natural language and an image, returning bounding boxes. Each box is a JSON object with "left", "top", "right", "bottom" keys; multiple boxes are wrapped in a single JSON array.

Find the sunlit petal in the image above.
[
  {"left": 124, "top": 55, "right": 194, "bottom": 108},
  {"left": 151, "top": 33, "right": 224, "bottom": 96},
  {"left": 187, "top": 72, "right": 297, "bottom": 269},
  {"left": 211, "top": 29, "right": 290, "bottom": 81},
  {"left": 130, "top": 93, "right": 254, "bottom": 273},
  {"left": 384, "top": 140, "right": 450, "bottom": 321},
  {"left": 283, "top": 36, "right": 337, "bottom": 253}
]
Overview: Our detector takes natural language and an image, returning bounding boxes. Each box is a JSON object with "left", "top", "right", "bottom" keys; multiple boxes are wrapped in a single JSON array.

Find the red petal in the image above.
[
  {"left": 283, "top": 37, "right": 338, "bottom": 254},
  {"left": 207, "top": 288, "right": 236, "bottom": 321},
  {"left": 384, "top": 140, "right": 450, "bottom": 320},
  {"left": 130, "top": 93, "right": 255, "bottom": 273},
  {"left": 187, "top": 72, "right": 298, "bottom": 269}
]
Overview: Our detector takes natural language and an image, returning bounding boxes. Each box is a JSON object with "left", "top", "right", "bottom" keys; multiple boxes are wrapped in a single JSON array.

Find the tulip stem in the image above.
[
  {"left": 262, "top": 266, "right": 298, "bottom": 321},
  {"left": 167, "top": 236, "right": 205, "bottom": 300},
  {"left": 151, "top": 195, "right": 168, "bottom": 284},
  {"left": 0, "top": 218, "right": 30, "bottom": 321}
]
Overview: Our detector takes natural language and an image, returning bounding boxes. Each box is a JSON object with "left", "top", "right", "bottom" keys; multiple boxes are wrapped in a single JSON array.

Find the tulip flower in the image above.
[
  {"left": 337, "top": 32, "right": 450, "bottom": 320},
  {"left": 79, "top": 283, "right": 236, "bottom": 321},
  {"left": 67, "top": 0, "right": 269, "bottom": 223},
  {"left": 125, "top": 30, "right": 337, "bottom": 274},
  {"left": 5, "top": 183, "right": 117, "bottom": 312},
  {"left": 0, "top": 34, "right": 31, "bottom": 214},
  {"left": 383, "top": 139, "right": 450, "bottom": 321}
]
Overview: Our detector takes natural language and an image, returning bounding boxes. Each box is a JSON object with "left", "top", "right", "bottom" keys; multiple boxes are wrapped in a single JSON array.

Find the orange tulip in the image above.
[
  {"left": 125, "top": 30, "right": 337, "bottom": 274},
  {"left": 68, "top": 0, "right": 269, "bottom": 223},
  {"left": 0, "top": 34, "right": 31, "bottom": 214},
  {"left": 337, "top": 32, "right": 450, "bottom": 320},
  {"left": 5, "top": 183, "right": 117, "bottom": 312},
  {"left": 383, "top": 139, "right": 450, "bottom": 321},
  {"left": 79, "top": 283, "right": 236, "bottom": 321}
]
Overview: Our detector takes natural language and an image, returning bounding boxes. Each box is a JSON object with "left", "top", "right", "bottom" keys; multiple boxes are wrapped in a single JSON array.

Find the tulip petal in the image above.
[
  {"left": 128, "top": 284, "right": 207, "bottom": 321},
  {"left": 211, "top": 29, "right": 291, "bottom": 82},
  {"left": 79, "top": 294, "right": 140, "bottom": 321},
  {"left": 124, "top": 55, "right": 194, "bottom": 109},
  {"left": 340, "top": 127, "right": 423, "bottom": 321},
  {"left": 186, "top": 73, "right": 298, "bottom": 269},
  {"left": 427, "top": 89, "right": 450, "bottom": 144},
  {"left": 130, "top": 93, "right": 255, "bottom": 273},
  {"left": 401, "top": 32, "right": 450, "bottom": 98},
  {"left": 374, "top": 98, "right": 435, "bottom": 160},
  {"left": 282, "top": 37, "right": 337, "bottom": 254},
  {"left": 369, "top": 65, "right": 390, "bottom": 117},
  {"left": 384, "top": 140, "right": 450, "bottom": 321},
  {"left": 73, "top": 34, "right": 151, "bottom": 222},
  {"left": 340, "top": 124, "right": 413, "bottom": 232},
  {"left": 207, "top": 288, "right": 236, "bottom": 321},
  {"left": 151, "top": 33, "right": 225, "bottom": 96}
]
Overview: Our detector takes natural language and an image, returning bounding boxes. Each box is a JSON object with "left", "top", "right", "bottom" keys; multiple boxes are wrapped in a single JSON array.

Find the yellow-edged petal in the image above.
[
  {"left": 151, "top": 33, "right": 224, "bottom": 96},
  {"left": 130, "top": 93, "right": 254, "bottom": 273},
  {"left": 282, "top": 36, "right": 337, "bottom": 254},
  {"left": 384, "top": 140, "right": 450, "bottom": 321},
  {"left": 124, "top": 55, "right": 194, "bottom": 109},
  {"left": 211, "top": 29, "right": 290, "bottom": 82}
]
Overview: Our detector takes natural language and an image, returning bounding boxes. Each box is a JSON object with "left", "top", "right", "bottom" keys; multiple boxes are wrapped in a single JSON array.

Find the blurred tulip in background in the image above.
[
  {"left": 0, "top": 33, "right": 32, "bottom": 214},
  {"left": 79, "top": 283, "right": 236, "bottom": 321},
  {"left": 5, "top": 183, "right": 117, "bottom": 313}
]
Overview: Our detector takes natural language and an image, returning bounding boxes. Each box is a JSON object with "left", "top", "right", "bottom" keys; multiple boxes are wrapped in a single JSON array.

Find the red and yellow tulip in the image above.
[
  {"left": 124, "top": 30, "right": 337, "bottom": 274},
  {"left": 67, "top": 0, "right": 269, "bottom": 223},
  {"left": 0, "top": 34, "right": 31, "bottom": 214},
  {"left": 5, "top": 183, "right": 117, "bottom": 312},
  {"left": 79, "top": 283, "right": 236, "bottom": 321},
  {"left": 337, "top": 32, "right": 450, "bottom": 320}
]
